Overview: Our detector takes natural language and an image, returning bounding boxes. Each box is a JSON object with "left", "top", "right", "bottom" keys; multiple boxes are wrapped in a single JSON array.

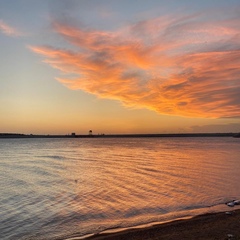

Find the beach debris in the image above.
[
  {"left": 225, "top": 211, "right": 233, "bottom": 215},
  {"left": 227, "top": 202, "right": 235, "bottom": 207},
  {"left": 75, "top": 179, "right": 78, "bottom": 183},
  {"left": 233, "top": 200, "right": 240, "bottom": 205},
  {"left": 225, "top": 200, "right": 240, "bottom": 207},
  {"left": 227, "top": 233, "right": 234, "bottom": 239}
]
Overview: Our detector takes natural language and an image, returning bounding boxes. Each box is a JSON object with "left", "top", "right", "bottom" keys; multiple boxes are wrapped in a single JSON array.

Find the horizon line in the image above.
[{"left": 0, "top": 132, "right": 239, "bottom": 139}]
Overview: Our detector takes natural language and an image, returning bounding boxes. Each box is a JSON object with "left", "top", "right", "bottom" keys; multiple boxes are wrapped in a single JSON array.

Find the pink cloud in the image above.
[
  {"left": 0, "top": 20, "right": 21, "bottom": 37},
  {"left": 30, "top": 13, "right": 240, "bottom": 118}
]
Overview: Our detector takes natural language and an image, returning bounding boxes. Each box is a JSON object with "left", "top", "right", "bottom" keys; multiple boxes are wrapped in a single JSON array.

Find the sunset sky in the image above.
[{"left": 1, "top": 0, "right": 240, "bottom": 134}]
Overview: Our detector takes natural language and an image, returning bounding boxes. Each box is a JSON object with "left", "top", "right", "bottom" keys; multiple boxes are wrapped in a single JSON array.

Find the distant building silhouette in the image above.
[
  {"left": 89, "top": 130, "right": 92, "bottom": 136},
  {"left": 71, "top": 133, "right": 76, "bottom": 136}
]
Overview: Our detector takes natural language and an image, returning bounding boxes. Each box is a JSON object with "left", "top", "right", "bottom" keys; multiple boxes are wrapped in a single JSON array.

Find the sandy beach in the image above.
[{"left": 85, "top": 209, "right": 240, "bottom": 240}]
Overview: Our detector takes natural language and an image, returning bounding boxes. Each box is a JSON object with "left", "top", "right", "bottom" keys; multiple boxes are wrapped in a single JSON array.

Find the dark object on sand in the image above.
[{"left": 226, "top": 200, "right": 240, "bottom": 207}]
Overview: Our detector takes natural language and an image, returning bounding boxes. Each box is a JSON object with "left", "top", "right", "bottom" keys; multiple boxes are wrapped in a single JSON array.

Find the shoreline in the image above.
[
  {"left": 82, "top": 209, "right": 240, "bottom": 240},
  {"left": 65, "top": 208, "right": 240, "bottom": 240}
]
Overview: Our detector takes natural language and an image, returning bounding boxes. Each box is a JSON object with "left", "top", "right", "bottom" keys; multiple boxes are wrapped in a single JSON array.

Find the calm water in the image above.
[{"left": 0, "top": 137, "right": 240, "bottom": 239}]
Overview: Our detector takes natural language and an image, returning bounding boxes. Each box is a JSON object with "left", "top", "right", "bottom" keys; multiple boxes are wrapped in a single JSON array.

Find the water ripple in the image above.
[{"left": 0, "top": 137, "right": 240, "bottom": 240}]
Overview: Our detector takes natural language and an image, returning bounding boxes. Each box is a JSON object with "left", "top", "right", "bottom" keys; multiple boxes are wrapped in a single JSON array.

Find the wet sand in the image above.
[{"left": 86, "top": 209, "right": 240, "bottom": 240}]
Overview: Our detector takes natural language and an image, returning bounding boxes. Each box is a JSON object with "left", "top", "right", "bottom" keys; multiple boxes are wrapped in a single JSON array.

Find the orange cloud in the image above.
[
  {"left": 30, "top": 13, "right": 240, "bottom": 118},
  {"left": 0, "top": 20, "right": 21, "bottom": 37}
]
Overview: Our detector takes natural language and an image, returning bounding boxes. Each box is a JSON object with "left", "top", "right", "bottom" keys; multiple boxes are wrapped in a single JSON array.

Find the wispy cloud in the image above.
[
  {"left": 30, "top": 11, "right": 240, "bottom": 118},
  {"left": 0, "top": 20, "right": 21, "bottom": 37}
]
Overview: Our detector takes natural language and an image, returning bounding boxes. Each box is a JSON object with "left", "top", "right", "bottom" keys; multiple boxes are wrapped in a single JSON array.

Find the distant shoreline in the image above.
[{"left": 0, "top": 132, "right": 238, "bottom": 138}]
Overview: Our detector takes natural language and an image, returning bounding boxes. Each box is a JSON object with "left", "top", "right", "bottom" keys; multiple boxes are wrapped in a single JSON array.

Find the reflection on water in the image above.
[{"left": 0, "top": 137, "right": 240, "bottom": 239}]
